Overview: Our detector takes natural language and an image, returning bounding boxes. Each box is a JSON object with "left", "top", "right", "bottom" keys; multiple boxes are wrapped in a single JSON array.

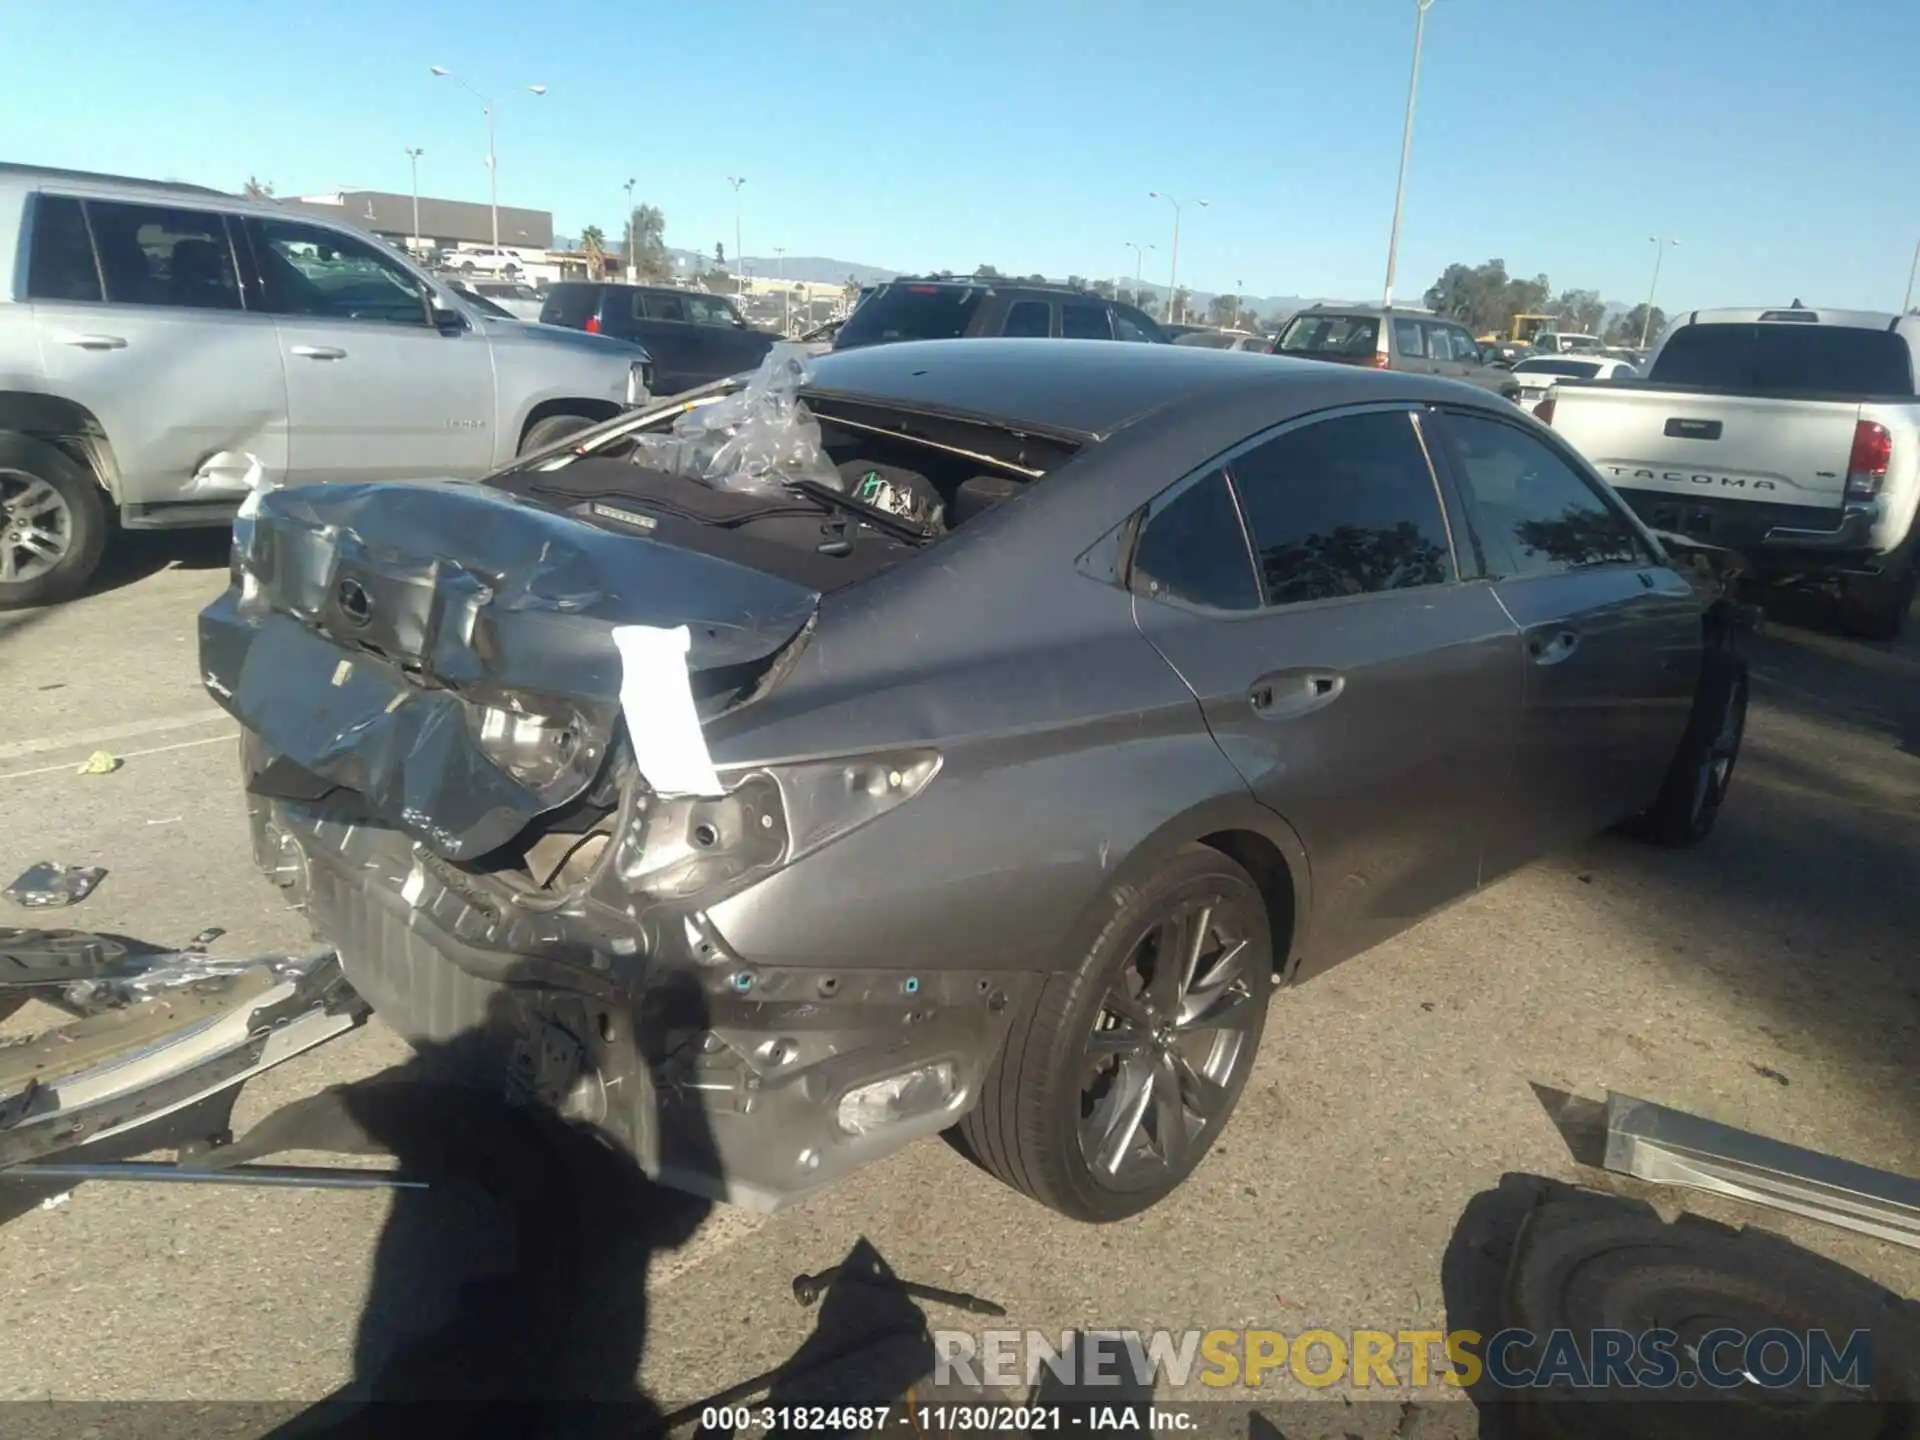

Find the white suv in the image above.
[
  {"left": 0, "top": 164, "right": 653, "bottom": 606},
  {"left": 449, "top": 245, "right": 530, "bottom": 277}
]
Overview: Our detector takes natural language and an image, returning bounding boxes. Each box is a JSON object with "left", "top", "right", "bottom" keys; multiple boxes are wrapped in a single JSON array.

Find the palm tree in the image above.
[
  {"left": 241, "top": 176, "right": 274, "bottom": 199},
  {"left": 580, "top": 225, "right": 607, "bottom": 278}
]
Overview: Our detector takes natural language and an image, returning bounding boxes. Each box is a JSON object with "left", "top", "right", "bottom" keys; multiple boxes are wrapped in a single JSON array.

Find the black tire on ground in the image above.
[
  {"left": 1835, "top": 551, "right": 1917, "bottom": 641},
  {"left": 953, "top": 844, "right": 1272, "bottom": 1222},
  {"left": 517, "top": 413, "right": 598, "bottom": 457},
  {"left": 458, "top": 260, "right": 476, "bottom": 273},
  {"left": 1632, "top": 642, "right": 1748, "bottom": 848},
  {"left": 0, "top": 432, "right": 109, "bottom": 610}
]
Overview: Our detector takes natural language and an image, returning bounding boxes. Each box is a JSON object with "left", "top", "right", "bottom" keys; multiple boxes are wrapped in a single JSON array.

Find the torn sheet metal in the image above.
[
  {"left": 0, "top": 949, "right": 365, "bottom": 1168},
  {"left": 5, "top": 863, "right": 107, "bottom": 909},
  {"left": 1604, "top": 1091, "right": 1920, "bottom": 1251},
  {"left": 629, "top": 343, "right": 843, "bottom": 494},
  {"left": 202, "top": 477, "right": 819, "bottom": 859},
  {"left": 184, "top": 449, "right": 269, "bottom": 504},
  {"left": 611, "top": 624, "right": 726, "bottom": 797}
]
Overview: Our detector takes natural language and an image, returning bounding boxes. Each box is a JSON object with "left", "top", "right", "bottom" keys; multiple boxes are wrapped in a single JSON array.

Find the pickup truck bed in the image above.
[{"left": 1541, "top": 308, "right": 1920, "bottom": 638}]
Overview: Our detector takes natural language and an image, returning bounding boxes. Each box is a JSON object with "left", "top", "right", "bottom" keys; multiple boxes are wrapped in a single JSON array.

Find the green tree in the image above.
[
  {"left": 1026, "top": 272, "right": 1048, "bottom": 284},
  {"left": 1206, "top": 294, "right": 1239, "bottom": 327},
  {"left": 1170, "top": 287, "right": 1192, "bottom": 324},
  {"left": 580, "top": 225, "right": 607, "bottom": 277},
  {"left": 715, "top": 241, "right": 726, "bottom": 268},
  {"left": 628, "top": 204, "right": 670, "bottom": 280},
  {"left": 1089, "top": 279, "right": 1115, "bottom": 300},
  {"left": 241, "top": 176, "right": 274, "bottom": 199},
  {"left": 1066, "top": 274, "right": 1087, "bottom": 291},
  {"left": 1608, "top": 304, "right": 1669, "bottom": 346},
  {"left": 1552, "top": 288, "right": 1607, "bottom": 335},
  {"left": 973, "top": 263, "right": 1002, "bottom": 279},
  {"left": 1425, "top": 259, "right": 1559, "bottom": 336}
]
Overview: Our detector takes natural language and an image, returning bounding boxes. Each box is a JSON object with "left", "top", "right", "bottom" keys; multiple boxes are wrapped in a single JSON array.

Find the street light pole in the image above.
[
  {"left": 1149, "top": 192, "right": 1207, "bottom": 324},
  {"left": 1234, "top": 279, "right": 1243, "bottom": 329},
  {"left": 624, "top": 178, "right": 636, "bottom": 281},
  {"left": 430, "top": 67, "right": 545, "bottom": 253},
  {"left": 1124, "top": 241, "right": 1153, "bottom": 296},
  {"left": 775, "top": 247, "right": 788, "bottom": 333},
  {"left": 727, "top": 176, "right": 746, "bottom": 296},
  {"left": 1381, "top": 0, "right": 1436, "bottom": 312},
  {"left": 1903, "top": 235, "right": 1919, "bottom": 314},
  {"left": 1641, "top": 236, "right": 1678, "bottom": 347},
  {"left": 404, "top": 148, "right": 424, "bottom": 253}
]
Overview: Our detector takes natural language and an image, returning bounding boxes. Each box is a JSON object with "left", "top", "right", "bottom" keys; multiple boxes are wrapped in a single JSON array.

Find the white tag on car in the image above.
[{"left": 609, "top": 624, "right": 727, "bottom": 797}]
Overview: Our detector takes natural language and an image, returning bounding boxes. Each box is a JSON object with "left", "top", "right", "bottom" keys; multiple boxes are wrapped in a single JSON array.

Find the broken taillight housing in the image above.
[{"left": 1846, "top": 420, "right": 1891, "bottom": 500}]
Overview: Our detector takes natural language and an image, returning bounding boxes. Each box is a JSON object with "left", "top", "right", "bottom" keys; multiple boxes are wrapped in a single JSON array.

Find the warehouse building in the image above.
[{"left": 285, "top": 190, "right": 554, "bottom": 256}]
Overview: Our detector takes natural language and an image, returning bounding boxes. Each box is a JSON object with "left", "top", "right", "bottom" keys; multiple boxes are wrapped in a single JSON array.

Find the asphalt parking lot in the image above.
[{"left": 0, "top": 533, "right": 1915, "bottom": 1428}]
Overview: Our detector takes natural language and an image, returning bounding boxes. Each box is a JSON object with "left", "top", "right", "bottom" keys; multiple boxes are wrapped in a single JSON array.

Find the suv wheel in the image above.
[
  {"left": 518, "top": 414, "right": 598, "bottom": 457},
  {"left": 955, "top": 845, "right": 1271, "bottom": 1221},
  {"left": 0, "top": 433, "right": 108, "bottom": 610}
]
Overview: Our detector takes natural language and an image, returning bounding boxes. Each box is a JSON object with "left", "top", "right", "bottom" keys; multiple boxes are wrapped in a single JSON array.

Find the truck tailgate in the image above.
[{"left": 1551, "top": 387, "right": 1863, "bottom": 510}]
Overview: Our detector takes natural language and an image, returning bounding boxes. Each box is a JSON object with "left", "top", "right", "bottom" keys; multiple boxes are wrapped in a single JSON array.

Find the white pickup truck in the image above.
[{"left": 1539, "top": 306, "right": 1920, "bottom": 639}]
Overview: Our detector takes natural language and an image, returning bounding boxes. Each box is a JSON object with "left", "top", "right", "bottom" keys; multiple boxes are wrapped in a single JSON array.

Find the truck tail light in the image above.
[
  {"left": 585, "top": 313, "right": 602, "bottom": 335},
  {"left": 1535, "top": 396, "right": 1557, "bottom": 425},
  {"left": 1846, "top": 420, "right": 1891, "bottom": 499}
]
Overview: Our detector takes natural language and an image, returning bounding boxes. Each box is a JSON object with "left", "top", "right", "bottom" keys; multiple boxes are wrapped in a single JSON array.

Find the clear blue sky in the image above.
[{"left": 7, "top": 0, "right": 1915, "bottom": 310}]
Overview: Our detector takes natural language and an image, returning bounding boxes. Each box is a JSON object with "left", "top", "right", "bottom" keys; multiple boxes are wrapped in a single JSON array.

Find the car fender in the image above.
[{"left": 481, "top": 322, "right": 646, "bottom": 460}]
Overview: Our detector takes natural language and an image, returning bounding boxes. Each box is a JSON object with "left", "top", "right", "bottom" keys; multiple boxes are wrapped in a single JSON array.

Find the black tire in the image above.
[
  {"left": 458, "top": 260, "right": 476, "bottom": 274},
  {"left": 954, "top": 844, "right": 1271, "bottom": 1222},
  {"left": 1836, "top": 552, "right": 1916, "bottom": 641},
  {"left": 0, "top": 432, "right": 109, "bottom": 610},
  {"left": 1633, "top": 643, "right": 1748, "bottom": 847},
  {"left": 517, "top": 413, "right": 598, "bottom": 457}
]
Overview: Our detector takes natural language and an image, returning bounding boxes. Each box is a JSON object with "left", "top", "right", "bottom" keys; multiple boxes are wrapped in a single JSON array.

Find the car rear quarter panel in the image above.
[{"left": 698, "top": 398, "right": 1344, "bottom": 977}]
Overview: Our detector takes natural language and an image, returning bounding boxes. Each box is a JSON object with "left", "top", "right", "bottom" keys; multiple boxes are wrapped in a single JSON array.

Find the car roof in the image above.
[
  {"left": 1291, "top": 303, "right": 1443, "bottom": 321},
  {"left": 1681, "top": 306, "right": 1906, "bottom": 331},
  {"left": 880, "top": 276, "right": 1109, "bottom": 300},
  {"left": 0, "top": 161, "right": 268, "bottom": 211},
  {"left": 803, "top": 337, "right": 1487, "bottom": 440}
]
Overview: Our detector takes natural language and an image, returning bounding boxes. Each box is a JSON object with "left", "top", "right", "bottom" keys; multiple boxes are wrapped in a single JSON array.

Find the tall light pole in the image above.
[
  {"left": 1233, "top": 278, "right": 1244, "bottom": 329},
  {"left": 727, "top": 176, "right": 746, "bottom": 295},
  {"left": 1381, "top": 0, "right": 1436, "bottom": 312},
  {"left": 1641, "top": 236, "right": 1679, "bottom": 347},
  {"left": 1902, "top": 236, "right": 1918, "bottom": 314},
  {"left": 1149, "top": 192, "right": 1208, "bottom": 324},
  {"left": 1123, "top": 241, "right": 1154, "bottom": 302},
  {"left": 404, "top": 147, "right": 424, "bottom": 253},
  {"left": 624, "top": 177, "right": 636, "bottom": 281},
  {"left": 774, "top": 246, "right": 789, "bottom": 333},
  {"left": 429, "top": 67, "right": 545, "bottom": 252}
]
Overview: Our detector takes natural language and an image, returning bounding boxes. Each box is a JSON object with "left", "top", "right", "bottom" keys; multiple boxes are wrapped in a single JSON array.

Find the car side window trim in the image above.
[
  {"left": 1122, "top": 465, "right": 1263, "bottom": 615},
  {"left": 16, "top": 191, "right": 109, "bottom": 305},
  {"left": 1425, "top": 404, "right": 1661, "bottom": 573},
  {"left": 1408, "top": 408, "right": 1485, "bottom": 580}
]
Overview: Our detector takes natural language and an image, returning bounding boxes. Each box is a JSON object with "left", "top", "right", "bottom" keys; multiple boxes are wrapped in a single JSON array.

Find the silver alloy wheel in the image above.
[
  {"left": 1079, "top": 896, "right": 1260, "bottom": 1189},
  {"left": 1690, "top": 677, "right": 1746, "bottom": 825},
  {"left": 0, "top": 468, "right": 73, "bottom": 585}
]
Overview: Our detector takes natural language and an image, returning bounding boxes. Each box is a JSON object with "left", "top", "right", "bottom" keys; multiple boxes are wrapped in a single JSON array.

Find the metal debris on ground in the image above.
[
  {"left": 75, "top": 751, "right": 122, "bottom": 776},
  {"left": 184, "top": 926, "right": 226, "bottom": 953},
  {"left": 4, "top": 862, "right": 108, "bottom": 909}
]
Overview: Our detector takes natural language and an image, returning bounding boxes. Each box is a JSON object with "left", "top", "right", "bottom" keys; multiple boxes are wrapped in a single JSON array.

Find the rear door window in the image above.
[
  {"left": 1277, "top": 313, "right": 1380, "bottom": 360},
  {"left": 641, "top": 291, "right": 688, "bottom": 322},
  {"left": 1002, "top": 300, "right": 1052, "bottom": 337},
  {"left": 1228, "top": 410, "right": 1455, "bottom": 606},
  {"left": 1113, "top": 308, "right": 1161, "bottom": 343},
  {"left": 1651, "top": 323, "right": 1915, "bottom": 396},
  {"left": 85, "top": 200, "right": 244, "bottom": 311},
  {"left": 1061, "top": 303, "right": 1112, "bottom": 340},
  {"left": 538, "top": 285, "right": 596, "bottom": 327},
  {"left": 1438, "top": 411, "right": 1645, "bottom": 577},
  {"left": 685, "top": 295, "right": 737, "bottom": 327},
  {"left": 1130, "top": 469, "right": 1259, "bottom": 611},
  {"left": 833, "top": 283, "right": 985, "bottom": 346},
  {"left": 25, "top": 195, "right": 102, "bottom": 303},
  {"left": 249, "top": 217, "right": 427, "bottom": 324},
  {"left": 1394, "top": 319, "right": 1427, "bottom": 358}
]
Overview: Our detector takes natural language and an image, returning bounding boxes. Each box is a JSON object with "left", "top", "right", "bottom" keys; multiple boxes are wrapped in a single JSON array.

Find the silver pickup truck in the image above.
[
  {"left": 1539, "top": 306, "right": 1919, "bottom": 639},
  {"left": 0, "top": 164, "right": 653, "bottom": 608}
]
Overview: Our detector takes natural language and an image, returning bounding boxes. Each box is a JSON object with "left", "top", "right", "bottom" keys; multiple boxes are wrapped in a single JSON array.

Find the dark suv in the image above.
[
  {"left": 1276, "top": 304, "right": 1521, "bottom": 401},
  {"left": 833, "top": 278, "right": 1168, "bottom": 350},
  {"left": 539, "top": 283, "right": 779, "bottom": 394}
]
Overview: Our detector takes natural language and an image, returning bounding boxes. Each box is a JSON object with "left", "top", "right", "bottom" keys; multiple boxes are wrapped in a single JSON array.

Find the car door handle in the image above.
[
  {"left": 53, "top": 332, "right": 127, "bottom": 350},
  {"left": 290, "top": 345, "right": 348, "bottom": 360},
  {"left": 1527, "top": 629, "right": 1581, "bottom": 665},
  {"left": 1249, "top": 670, "right": 1344, "bottom": 720}
]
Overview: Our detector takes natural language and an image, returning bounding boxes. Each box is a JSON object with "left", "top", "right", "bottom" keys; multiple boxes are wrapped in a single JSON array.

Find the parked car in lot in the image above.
[
  {"left": 1540, "top": 305, "right": 1920, "bottom": 638},
  {"left": 1535, "top": 331, "right": 1604, "bottom": 355},
  {"left": 1174, "top": 329, "right": 1274, "bottom": 352},
  {"left": 832, "top": 278, "right": 1168, "bottom": 350},
  {"left": 1508, "top": 354, "right": 1640, "bottom": 413},
  {"left": 539, "top": 282, "right": 779, "bottom": 395},
  {"left": 0, "top": 164, "right": 653, "bottom": 607},
  {"left": 203, "top": 340, "right": 1750, "bottom": 1221},
  {"left": 447, "top": 245, "right": 531, "bottom": 277},
  {"left": 1275, "top": 304, "right": 1522, "bottom": 402}
]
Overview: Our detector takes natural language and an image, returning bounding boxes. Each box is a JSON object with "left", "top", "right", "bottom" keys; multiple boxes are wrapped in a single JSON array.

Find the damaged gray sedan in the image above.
[{"left": 200, "top": 340, "right": 1751, "bottom": 1221}]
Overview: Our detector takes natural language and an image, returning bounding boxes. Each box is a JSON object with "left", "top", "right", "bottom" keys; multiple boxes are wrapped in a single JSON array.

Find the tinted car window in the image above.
[
  {"left": 1230, "top": 411, "right": 1455, "bottom": 606},
  {"left": 251, "top": 218, "right": 426, "bottom": 324},
  {"left": 539, "top": 284, "right": 596, "bottom": 327},
  {"left": 1003, "top": 300, "right": 1051, "bottom": 338},
  {"left": 1277, "top": 313, "right": 1380, "bottom": 359},
  {"left": 1061, "top": 304, "right": 1111, "bottom": 340},
  {"left": 641, "top": 291, "right": 687, "bottom": 322},
  {"left": 834, "top": 283, "right": 984, "bottom": 347},
  {"left": 1131, "top": 469, "right": 1258, "bottom": 611},
  {"left": 1112, "top": 307, "right": 1163, "bottom": 343},
  {"left": 87, "top": 201, "right": 242, "bottom": 311},
  {"left": 1442, "top": 412, "right": 1643, "bottom": 577},
  {"left": 1649, "top": 322, "right": 1914, "bottom": 396},
  {"left": 1393, "top": 319, "right": 1426, "bottom": 357},
  {"left": 25, "top": 195, "right": 101, "bottom": 303},
  {"left": 1174, "top": 330, "right": 1234, "bottom": 348},
  {"left": 686, "top": 295, "right": 737, "bottom": 326}
]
